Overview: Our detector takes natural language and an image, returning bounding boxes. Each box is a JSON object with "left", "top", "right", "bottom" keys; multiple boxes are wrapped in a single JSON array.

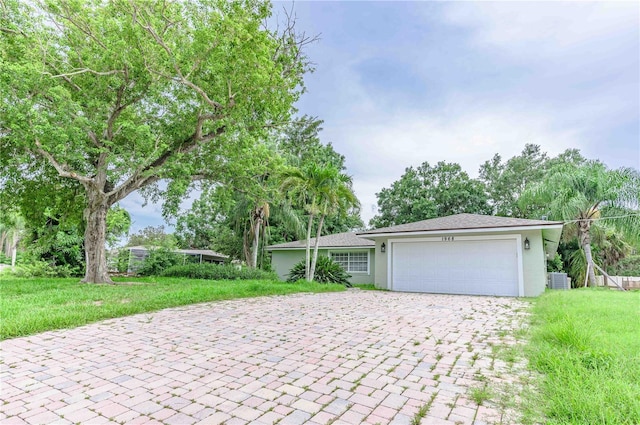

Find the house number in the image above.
[{"left": 442, "top": 236, "right": 454, "bottom": 242}]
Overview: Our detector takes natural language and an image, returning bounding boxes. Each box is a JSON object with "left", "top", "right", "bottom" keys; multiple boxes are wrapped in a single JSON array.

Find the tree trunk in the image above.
[
  {"left": 309, "top": 214, "right": 325, "bottom": 282},
  {"left": 305, "top": 213, "right": 314, "bottom": 281},
  {"left": 578, "top": 219, "right": 597, "bottom": 287},
  {"left": 0, "top": 232, "right": 6, "bottom": 257},
  {"left": 242, "top": 229, "right": 252, "bottom": 267},
  {"left": 250, "top": 219, "right": 261, "bottom": 269},
  {"left": 10, "top": 233, "right": 18, "bottom": 267},
  {"left": 82, "top": 189, "right": 112, "bottom": 284}
]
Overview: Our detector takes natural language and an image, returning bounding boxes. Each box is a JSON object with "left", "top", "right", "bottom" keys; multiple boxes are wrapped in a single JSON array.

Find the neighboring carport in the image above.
[{"left": 358, "top": 213, "right": 564, "bottom": 297}]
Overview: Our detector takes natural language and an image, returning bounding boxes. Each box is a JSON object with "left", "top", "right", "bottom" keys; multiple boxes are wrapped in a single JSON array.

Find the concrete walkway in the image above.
[{"left": 1, "top": 290, "right": 530, "bottom": 425}]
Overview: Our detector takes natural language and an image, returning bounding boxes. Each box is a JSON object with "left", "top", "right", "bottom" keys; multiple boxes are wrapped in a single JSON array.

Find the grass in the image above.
[
  {"left": 522, "top": 288, "right": 640, "bottom": 425},
  {"left": 469, "top": 385, "right": 493, "bottom": 406},
  {"left": 352, "top": 283, "right": 380, "bottom": 291},
  {"left": 410, "top": 392, "right": 437, "bottom": 425},
  {"left": 0, "top": 276, "right": 346, "bottom": 340}
]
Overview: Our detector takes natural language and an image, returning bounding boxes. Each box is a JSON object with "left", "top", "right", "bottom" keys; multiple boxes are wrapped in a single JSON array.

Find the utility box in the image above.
[{"left": 548, "top": 272, "right": 569, "bottom": 290}]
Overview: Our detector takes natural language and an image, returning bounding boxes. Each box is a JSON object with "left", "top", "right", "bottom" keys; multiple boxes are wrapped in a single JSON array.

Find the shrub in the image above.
[
  {"left": 547, "top": 253, "right": 564, "bottom": 272},
  {"left": 607, "top": 255, "right": 640, "bottom": 276},
  {"left": 115, "top": 249, "right": 130, "bottom": 273},
  {"left": 137, "top": 248, "right": 181, "bottom": 276},
  {"left": 3, "top": 260, "right": 80, "bottom": 278},
  {"left": 287, "top": 256, "right": 352, "bottom": 287},
  {"left": 161, "top": 263, "right": 278, "bottom": 281}
]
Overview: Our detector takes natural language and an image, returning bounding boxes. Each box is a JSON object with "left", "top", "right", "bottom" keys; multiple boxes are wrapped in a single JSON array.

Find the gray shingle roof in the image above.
[
  {"left": 127, "top": 246, "right": 228, "bottom": 258},
  {"left": 267, "top": 232, "right": 375, "bottom": 250},
  {"left": 358, "top": 213, "right": 563, "bottom": 236}
]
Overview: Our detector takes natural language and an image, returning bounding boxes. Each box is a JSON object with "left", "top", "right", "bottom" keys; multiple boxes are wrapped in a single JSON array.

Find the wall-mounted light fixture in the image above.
[
  {"left": 524, "top": 238, "right": 530, "bottom": 250},
  {"left": 381, "top": 242, "right": 386, "bottom": 253}
]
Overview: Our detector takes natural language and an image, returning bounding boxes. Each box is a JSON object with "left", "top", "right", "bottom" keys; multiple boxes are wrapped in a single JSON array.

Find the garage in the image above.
[
  {"left": 391, "top": 237, "right": 520, "bottom": 296},
  {"left": 357, "top": 213, "right": 565, "bottom": 297}
]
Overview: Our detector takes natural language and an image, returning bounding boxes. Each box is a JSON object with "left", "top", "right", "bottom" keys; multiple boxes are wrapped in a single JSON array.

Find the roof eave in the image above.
[
  {"left": 267, "top": 245, "right": 374, "bottom": 251},
  {"left": 358, "top": 223, "right": 564, "bottom": 239}
]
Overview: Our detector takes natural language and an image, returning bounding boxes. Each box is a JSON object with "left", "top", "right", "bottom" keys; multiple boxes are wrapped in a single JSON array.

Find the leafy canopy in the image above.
[
  {"left": 0, "top": 0, "right": 310, "bottom": 282},
  {"left": 479, "top": 144, "right": 586, "bottom": 218},
  {"left": 370, "top": 161, "right": 490, "bottom": 228},
  {"left": 174, "top": 117, "right": 363, "bottom": 264}
]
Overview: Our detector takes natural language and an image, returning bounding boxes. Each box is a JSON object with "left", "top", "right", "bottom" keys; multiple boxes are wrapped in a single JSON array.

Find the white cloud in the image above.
[
  {"left": 311, "top": 2, "right": 638, "bottom": 226},
  {"left": 331, "top": 97, "right": 583, "bottom": 225},
  {"left": 118, "top": 1, "right": 638, "bottom": 232},
  {"left": 442, "top": 2, "right": 638, "bottom": 59}
]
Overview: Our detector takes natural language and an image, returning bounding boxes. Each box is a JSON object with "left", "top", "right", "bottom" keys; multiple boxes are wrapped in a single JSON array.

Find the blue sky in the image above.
[{"left": 122, "top": 1, "right": 639, "bottom": 234}]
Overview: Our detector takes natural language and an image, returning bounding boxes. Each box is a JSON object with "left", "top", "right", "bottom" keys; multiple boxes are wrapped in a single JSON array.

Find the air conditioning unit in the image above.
[{"left": 548, "top": 272, "right": 569, "bottom": 290}]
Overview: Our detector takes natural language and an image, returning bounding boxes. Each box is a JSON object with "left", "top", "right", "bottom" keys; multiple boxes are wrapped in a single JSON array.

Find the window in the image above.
[{"left": 330, "top": 251, "right": 369, "bottom": 273}]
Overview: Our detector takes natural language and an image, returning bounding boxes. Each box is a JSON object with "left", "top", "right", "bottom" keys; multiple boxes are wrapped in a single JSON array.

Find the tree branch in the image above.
[
  {"left": 130, "top": 3, "right": 225, "bottom": 110},
  {"left": 179, "top": 77, "right": 224, "bottom": 109},
  {"left": 33, "top": 139, "right": 93, "bottom": 185},
  {"left": 47, "top": 68, "right": 125, "bottom": 78},
  {"left": 56, "top": 3, "right": 107, "bottom": 49},
  {"left": 106, "top": 123, "right": 226, "bottom": 204},
  {"left": 104, "top": 77, "right": 143, "bottom": 142}
]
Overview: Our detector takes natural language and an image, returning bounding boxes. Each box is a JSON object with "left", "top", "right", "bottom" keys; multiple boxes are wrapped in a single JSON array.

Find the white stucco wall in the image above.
[{"left": 370, "top": 229, "right": 549, "bottom": 296}]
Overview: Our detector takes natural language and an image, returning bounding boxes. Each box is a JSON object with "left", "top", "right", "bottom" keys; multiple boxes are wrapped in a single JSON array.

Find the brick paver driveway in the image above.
[{"left": 2, "top": 290, "right": 529, "bottom": 425}]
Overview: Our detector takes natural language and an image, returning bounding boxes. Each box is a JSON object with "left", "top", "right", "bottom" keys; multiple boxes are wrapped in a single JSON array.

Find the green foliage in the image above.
[
  {"left": 593, "top": 228, "right": 632, "bottom": 271},
  {"left": 161, "top": 263, "right": 277, "bottom": 281},
  {"left": 479, "top": 144, "right": 586, "bottom": 218},
  {"left": 547, "top": 253, "right": 564, "bottom": 273},
  {"left": 281, "top": 163, "right": 360, "bottom": 281},
  {"left": 3, "top": 260, "right": 78, "bottom": 278},
  {"left": 469, "top": 386, "right": 493, "bottom": 406},
  {"left": 278, "top": 116, "right": 347, "bottom": 170},
  {"left": 287, "top": 256, "right": 352, "bottom": 286},
  {"left": 523, "top": 290, "right": 640, "bottom": 424},
  {"left": 115, "top": 249, "right": 131, "bottom": 273},
  {"left": 0, "top": 209, "right": 24, "bottom": 264},
  {"left": 22, "top": 222, "right": 85, "bottom": 275},
  {"left": 127, "top": 226, "right": 177, "bottom": 249},
  {"left": 370, "top": 161, "right": 490, "bottom": 228},
  {"left": 106, "top": 205, "right": 131, "bottom": 247},
  {"left": 137, "top": 248, "right": 181, "bottom": 276},
  {"left": 276, "top": 117, "right": 363, "bottom": 235},
  {"left": 521, "top": 161, "right": 640, "bottom": 286},
  {"left": 607, "top": 255, "right": 640, "bottom": 276},
  {"left": 174, "top": 116, "right": 363, "bottom": 267},
  {"left": 175, "top": 190, "right": 238, "bottom": 251},
  {"left": 0, "top": 277, "right": 346, "bottom": 339},
  {"left": 1, "top": 0, "right": 310, "bottom": 282}
]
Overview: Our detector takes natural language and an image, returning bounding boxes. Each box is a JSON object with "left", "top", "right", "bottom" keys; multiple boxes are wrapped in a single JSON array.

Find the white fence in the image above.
[{"left": 596, "top": 275, "right": 640, "bottom": 289}]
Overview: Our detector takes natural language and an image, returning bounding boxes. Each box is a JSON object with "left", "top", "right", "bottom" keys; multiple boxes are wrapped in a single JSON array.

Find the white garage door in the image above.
[{"left": 392, "top": 238, "right": 520, "bottom": 296}]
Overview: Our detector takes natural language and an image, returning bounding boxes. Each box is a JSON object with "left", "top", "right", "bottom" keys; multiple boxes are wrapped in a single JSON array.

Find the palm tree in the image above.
[
  {"left": 282, "top": 164, "right": 360, "bottom": 281},
  {"left": 228, "top": 189, "right": 305, "bottom": 269},
  {"left": 0, "top": 212, "right": 24, "bottom": 266},
  {"left": 520, "top": 161, "right": 639, "bottom": 286}
]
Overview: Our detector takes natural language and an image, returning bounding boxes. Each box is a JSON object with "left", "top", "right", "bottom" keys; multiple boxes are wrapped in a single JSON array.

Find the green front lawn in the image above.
[
  {"left": 0, "top": 276, "right": 346, "bottom": 340},
  {"left": 523, "top": 289, "right": 640, "bottom": 424}
]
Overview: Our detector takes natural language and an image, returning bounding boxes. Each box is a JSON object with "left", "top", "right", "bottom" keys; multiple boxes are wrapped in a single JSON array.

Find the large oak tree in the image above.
[
  {"left": 0, "top": 0, "right": 309, "bottom": 283},
  {"left": 370, "top": 161, "right": 491, "bottom": 228}
]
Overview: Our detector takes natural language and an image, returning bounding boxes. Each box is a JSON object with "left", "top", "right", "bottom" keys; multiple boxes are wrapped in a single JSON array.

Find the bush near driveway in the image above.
[
  {"left": 0, "top": 276, "right": 345, "bottom": 340},
  {"left": 287, "top": 255, "right": 352, "bottom": 286},
  {"left": 523, "top": 289, "right": 640, "bottom": 424},
  {"left": 161, "top": 263, "right": 277, "bottom": 281}
]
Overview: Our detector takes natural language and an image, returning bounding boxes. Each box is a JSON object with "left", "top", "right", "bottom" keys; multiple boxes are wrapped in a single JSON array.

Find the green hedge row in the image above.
[{"left": 161, "top": 263, "right": 278, "bottom": 281}]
